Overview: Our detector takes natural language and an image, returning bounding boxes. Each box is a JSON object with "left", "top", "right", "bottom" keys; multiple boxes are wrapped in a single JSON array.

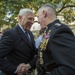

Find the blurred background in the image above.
[{"left": 0, "top": 0, "right": 75, "bottom": 37}]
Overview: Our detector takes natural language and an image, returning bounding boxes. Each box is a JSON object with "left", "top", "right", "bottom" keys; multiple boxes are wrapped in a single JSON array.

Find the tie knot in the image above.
[{"left": 25, "top": 31, "right": 31, "bottom": 44}]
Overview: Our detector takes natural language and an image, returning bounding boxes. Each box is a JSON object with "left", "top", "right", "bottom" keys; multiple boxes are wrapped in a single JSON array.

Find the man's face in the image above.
[
  {"left": 37, "top": 10, "right": 46, "bottom": 29},
  {"left": 20, "top": 13, "right": 34, "bottom": 30}
]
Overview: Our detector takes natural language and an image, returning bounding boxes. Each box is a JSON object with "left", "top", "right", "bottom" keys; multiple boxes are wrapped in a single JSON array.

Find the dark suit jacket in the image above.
[
  {"left": 0, "top": 25, "right": 37, "bottom": 75},
  {"left": 42, "top": 19, "right": 75, "bottom": 75}
]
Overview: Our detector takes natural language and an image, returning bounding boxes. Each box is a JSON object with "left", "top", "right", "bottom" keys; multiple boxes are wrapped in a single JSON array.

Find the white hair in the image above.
[{"left": 19, "top": 8, "right": 34, "bottom": 16}]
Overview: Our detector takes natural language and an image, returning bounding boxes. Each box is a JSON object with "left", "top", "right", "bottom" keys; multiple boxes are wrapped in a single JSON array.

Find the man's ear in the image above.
[
  {"left": 43, "top": 10, "right": 47, "bottom": 18},
  {"left": 18, "top": 16, "right": 22, "bottom": 19}
]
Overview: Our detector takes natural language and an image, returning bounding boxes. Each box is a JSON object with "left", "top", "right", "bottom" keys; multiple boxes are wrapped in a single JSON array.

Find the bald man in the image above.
[{"left": 37, "top": 4, "right": 75, "bottom": 75}]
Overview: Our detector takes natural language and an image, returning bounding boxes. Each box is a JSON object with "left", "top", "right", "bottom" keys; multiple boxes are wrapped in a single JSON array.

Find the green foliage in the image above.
[{"left": 0, "top": 0, "right": 75, "bottom": 30}]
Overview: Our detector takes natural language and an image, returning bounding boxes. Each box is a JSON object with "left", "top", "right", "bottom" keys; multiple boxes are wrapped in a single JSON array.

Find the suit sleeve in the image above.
[
  {"left": 28, "top": 31, "right": 38, "bottom": 69},
  {"left": 0, "top": 30, "right": 16, "bottom": 74},
  {"left": 49, "top": 28, "right": 75, "bottom": 75},
  {"left": 29, "top": 41, "right": 38, "bottom": 69}
]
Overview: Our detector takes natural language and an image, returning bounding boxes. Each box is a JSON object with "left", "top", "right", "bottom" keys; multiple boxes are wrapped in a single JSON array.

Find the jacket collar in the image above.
[{"left": 16, "top": 25, "right": 33, "bottom": 49}]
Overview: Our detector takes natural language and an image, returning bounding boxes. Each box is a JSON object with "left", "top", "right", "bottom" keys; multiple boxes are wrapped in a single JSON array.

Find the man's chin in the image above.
[
  {"left": 41, "top": 26, "right": 45, "bottom": 29},
  {"left": 27, "top": 27, "right": 31, "bottom": 30}
]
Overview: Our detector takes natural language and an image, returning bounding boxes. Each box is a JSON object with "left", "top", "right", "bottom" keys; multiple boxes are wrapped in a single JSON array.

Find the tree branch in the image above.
[{"left": 57, "top": 5, "right": 75, "bottom": 13}]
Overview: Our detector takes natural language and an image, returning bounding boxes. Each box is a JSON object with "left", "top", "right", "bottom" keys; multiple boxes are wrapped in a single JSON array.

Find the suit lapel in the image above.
[{"left": 16, "top": 25, "right": 33, "bottom": 49}]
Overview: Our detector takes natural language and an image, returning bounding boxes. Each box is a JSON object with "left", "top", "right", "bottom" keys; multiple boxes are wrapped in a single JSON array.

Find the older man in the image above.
[
  {"left": 37, "top": 4, "right": 75, "bottom": 75},
  {"left": 0, "top": 8, "right": 37, "bottom": 75}
]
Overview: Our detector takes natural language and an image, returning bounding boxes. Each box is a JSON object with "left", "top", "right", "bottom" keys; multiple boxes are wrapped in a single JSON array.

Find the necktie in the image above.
[{"left": 25, "top": 31, "right": 31, "bottom": 43}]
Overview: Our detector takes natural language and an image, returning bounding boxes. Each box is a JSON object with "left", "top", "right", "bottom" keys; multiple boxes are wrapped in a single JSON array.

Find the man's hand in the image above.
[
  {"left": 16, "top": 63, "right": 28, "bottom": 75},
  {"left": 16, "top": 63, "right": 31, "bottom": 75},
  {"left": 24, "top": 63, "right": 31, "bottom": 70}
]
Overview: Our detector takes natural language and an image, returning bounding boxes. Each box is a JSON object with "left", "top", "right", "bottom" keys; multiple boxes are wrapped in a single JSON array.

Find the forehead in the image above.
[
  {"left": 25, "top": 13, "right": 34, "bottom": 17},
  {"left": 37, "top": 10, "right": 42, "bottom": 17}
]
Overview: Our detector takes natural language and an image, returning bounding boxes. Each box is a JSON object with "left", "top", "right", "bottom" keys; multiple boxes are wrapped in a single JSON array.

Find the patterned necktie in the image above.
[{"left": 25, "top": 31, "right": 31, "bottom": 44}]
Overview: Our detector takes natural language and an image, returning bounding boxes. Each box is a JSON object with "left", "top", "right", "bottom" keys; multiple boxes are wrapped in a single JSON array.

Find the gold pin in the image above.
[
  {"left": 48, "top": 30, "right": 51, "bottom": 35},
  {"left": 40, "top": 52, "right": 43, "bottom": 58},
  {"left": 40, "top": 58, "right": 44, "bottom": 65}
]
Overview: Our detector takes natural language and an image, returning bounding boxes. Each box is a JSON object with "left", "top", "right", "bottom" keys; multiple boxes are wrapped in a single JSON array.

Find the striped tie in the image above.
[{"left": 25, "top": 31, "right": 31, "bottom": 44}]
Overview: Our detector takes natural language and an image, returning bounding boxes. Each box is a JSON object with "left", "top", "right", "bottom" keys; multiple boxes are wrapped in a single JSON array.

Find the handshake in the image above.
[{"left": 16, "top": 63, "right": 31, "bottom": 75}]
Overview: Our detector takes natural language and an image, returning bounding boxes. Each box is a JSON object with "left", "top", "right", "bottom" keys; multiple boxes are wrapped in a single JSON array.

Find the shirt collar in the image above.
[{"left": 18, "top": 24, "right": 26, "bottom": 33}]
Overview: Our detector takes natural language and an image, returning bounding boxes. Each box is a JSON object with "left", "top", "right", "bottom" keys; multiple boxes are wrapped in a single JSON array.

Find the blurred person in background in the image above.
[{"left": 35, "top": 28, "right": 45, "bottom": 49}]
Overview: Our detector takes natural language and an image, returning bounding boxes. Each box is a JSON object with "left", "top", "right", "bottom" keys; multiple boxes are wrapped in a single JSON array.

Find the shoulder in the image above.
[
  {"left": 53, "top": 22, "right": 72, "bottom": 33},
  {"left": 54, "top": 22, "right": 67, "bottom": 29},
  {"left": 2, "top": 26, "right": 18, "bottom": 40},
  {"left": 54, "top": 23, "right": 74, "bottom": 35},
  {"left": 49, "top": 22, "right": 74, "bottom": 37},
  {"left": 3, "top": 26, "right": 17, "bottom": 35}
]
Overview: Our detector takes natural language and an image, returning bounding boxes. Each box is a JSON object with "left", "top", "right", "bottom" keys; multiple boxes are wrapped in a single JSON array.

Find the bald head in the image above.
[
  {"left": 37, "top": 4, "right": 57, "bottom": 28},
  {"left": 38, "top": 4, "right": 56, "bottom": 18}
]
